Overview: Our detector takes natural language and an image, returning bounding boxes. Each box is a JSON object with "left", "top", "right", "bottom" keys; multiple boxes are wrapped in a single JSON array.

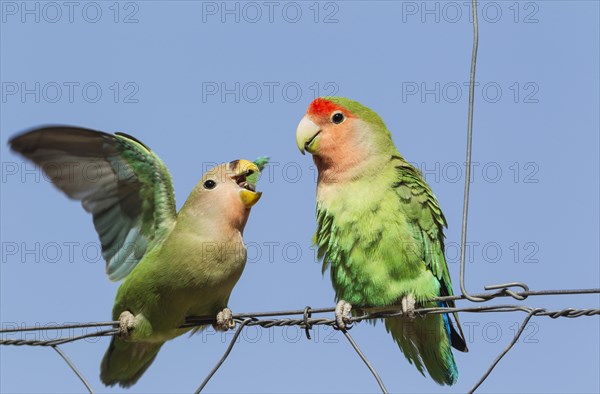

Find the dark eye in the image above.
[
  {"left": 203, "top": 180, "right": 216, "bottom": 189},
  {"left": 332, "top": 112, "right": 345, "bottom": 124}
]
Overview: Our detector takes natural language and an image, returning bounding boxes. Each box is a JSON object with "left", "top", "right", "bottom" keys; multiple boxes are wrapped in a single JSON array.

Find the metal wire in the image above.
[
  {"left": 2, "top": 304, "right": 598, "bottom": 343},
  {"left": 1, "top": 293, "right": 598, "bottom": 393},
  {"left": 467, "top": 310, "right": 538, "bottom": 394},
  {"left": 194, "top": 318, "right": 254, "bottom": 393},
  {"left": 0, "top": 328, "right": 118, "bottom": 347},
  {"left": 455, "top": 0, "right": 535, "bottom": 306},
  {"left": 192, "top": 319, "right": 389, "bottom": 394},
  {"left": 455, "top": 0, "right": 533, "bottom": 306},
  {"left": 458, "top": 0, "right": 485, "bottom": 303},
  {"left": 3, "top": 289, "right": 598, "bottom": 337},
  {"left": 52, "top": 345, "right": 95, "bottom": 394},
  {"left": 341, "top": 329, "right": 389, "bottom": 394}
]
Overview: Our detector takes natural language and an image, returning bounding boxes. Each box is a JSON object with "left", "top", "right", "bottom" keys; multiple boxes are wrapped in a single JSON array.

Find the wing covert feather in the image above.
[{"left": 10, "top": 126, "right": 177, "bottom": 281}]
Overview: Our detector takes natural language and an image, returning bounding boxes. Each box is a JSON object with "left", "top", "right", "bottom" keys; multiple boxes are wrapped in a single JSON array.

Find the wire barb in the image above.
[{"left": 303, "top": 306, "right": 313, "bottom": 340}]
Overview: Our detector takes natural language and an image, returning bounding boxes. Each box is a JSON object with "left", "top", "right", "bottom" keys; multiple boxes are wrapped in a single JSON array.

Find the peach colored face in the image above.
[
  {"left": 194, "top": 160, "right": 262, "bottom": 213},
  {"left": 296, "top": 98, "right": 358, "bottom": 157},
  {"left": 296, "top": 99, "right": 373, "bottom": 180}
]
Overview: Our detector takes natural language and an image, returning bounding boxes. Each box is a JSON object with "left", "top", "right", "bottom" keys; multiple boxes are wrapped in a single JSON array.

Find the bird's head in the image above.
[
  {"left": 185, "top": 159, "right": 265, "bottom": 231},
  {"left": 200, "top": 159, "right": 263, "bottom": 208},
  {"left": 296, "top": 97, "right": 395, "bottom": 179}
]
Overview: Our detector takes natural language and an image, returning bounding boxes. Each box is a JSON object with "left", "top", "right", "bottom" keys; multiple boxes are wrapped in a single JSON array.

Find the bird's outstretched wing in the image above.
[{"left": 10, "top": 126, "right": 177, "bottom": 281}]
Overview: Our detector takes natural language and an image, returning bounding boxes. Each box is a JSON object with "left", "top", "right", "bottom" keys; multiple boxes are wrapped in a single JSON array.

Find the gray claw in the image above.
[
  {"left": 118, "top": 311, "right": 135, "bottom": 340},
  {"left": 335, "top": 300, "right": 352, "bottom": 330},
  {"left": 401, "top": 294, "right": 416, "bottom": 319},
  {"left": 214, "top": 308, "right": 235, "bottom": 331}
]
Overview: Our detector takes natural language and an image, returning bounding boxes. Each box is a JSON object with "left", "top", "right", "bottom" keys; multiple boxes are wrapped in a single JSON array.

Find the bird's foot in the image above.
[
  {"left": 335, "top": 300, "right": 353, "bottom": 330},
  {"left": 118, "top": 311, "right": 136, "bottom": 340},
  {"left": 401, "top": 294, "right": 416, "bottom": 319},
  {"left": 214, "top": 308, "right": 236, "bottom": 331}
]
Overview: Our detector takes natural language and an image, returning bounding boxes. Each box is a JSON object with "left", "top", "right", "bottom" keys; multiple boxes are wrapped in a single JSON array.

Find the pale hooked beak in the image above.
[
  {"left": 295, "top": 116, "right": 321, "bottom": 155},
  {"left": 228, "top": 159, "right": 262, "bottom": 208}
]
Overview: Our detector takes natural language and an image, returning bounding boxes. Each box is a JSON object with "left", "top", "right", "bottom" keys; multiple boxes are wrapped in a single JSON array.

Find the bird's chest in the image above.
[
  {"left": 316, "top": 181, "right": 397, "bottom": 249},
  {"left": 316, "top": 183, "right": 422, "bottom": 305},
  {"left": 149, "top": 229, "right": 247, "bottom": 304},
  {"left": 177, "top": 232, "right": 247, "bottom": 287}
]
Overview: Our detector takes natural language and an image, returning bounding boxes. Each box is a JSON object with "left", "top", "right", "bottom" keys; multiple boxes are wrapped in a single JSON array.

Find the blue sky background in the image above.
[{"left": 1, "top": 1, "right": 599, "bottom": 393}]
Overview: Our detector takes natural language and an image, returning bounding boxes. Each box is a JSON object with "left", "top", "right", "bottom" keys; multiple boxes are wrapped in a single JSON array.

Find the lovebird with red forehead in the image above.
[{"left": 295, "top": 97, "right": 468, "bottom": 385}]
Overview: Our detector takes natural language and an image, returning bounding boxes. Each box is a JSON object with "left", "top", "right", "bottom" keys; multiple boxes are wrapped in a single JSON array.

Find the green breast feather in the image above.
[{"left": 315, "top": 156, "right": 455, "bottom": 306}]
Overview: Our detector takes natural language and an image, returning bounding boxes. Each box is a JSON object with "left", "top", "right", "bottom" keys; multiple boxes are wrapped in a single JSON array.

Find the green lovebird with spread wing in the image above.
[
  {"left": 10, "top": 126, "right": 267, "bottom": 387},
  {"left": 295, "top": 97, "right": 468, "bottom": 385}
]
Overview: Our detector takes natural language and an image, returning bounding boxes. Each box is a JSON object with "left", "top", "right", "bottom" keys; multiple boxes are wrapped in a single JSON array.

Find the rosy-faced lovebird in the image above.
[
  {"left": 295, "top": 98, "right": 468, "bottom": 385},
  {"left": 9, "top": 126, "right": 266, "bottom": 387}
]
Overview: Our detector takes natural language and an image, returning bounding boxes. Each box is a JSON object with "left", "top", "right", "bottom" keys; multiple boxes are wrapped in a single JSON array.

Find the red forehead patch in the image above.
[{"left": 307, "top": 98, "right": 351, "bottom": 117}]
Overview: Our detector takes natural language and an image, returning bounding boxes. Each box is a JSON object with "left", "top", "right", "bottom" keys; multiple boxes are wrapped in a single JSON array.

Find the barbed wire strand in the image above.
[
  {"left": 51, "top": 345, "right": 94, "bottom": 394},
  {"left": 3, "top": 286, "right": 594, "bottom": 342},
  {"left": 2, "top": 301, "right": 598, "bottom": 343},
  {"left": 1, "top": 299, "right": 599, "bottom": 393},
  {"left": 0, "top": 328, "right": 118, "bottom": 347},
  {"left": 0, "top": 321, "right": 118, "bottom": 334}
]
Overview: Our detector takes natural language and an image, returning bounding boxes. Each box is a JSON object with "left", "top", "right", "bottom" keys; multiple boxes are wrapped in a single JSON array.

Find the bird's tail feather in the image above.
[
  {"left": 100, "top": 337, "right": 164, "bottom": 387},
  {"left": 449, "top": 312, "right": 468, "bottom": 352},
  {"left": 385, "top": 313, "right": 459, "bottom": 385}
]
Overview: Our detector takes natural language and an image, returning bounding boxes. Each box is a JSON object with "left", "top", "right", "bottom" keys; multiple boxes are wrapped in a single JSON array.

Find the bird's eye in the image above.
[
  {"left": 332, "top": 112, "right": 345, "bottom": 124},
  {"left": 203, "top": 180, "right": 216, "bottom": 190}
]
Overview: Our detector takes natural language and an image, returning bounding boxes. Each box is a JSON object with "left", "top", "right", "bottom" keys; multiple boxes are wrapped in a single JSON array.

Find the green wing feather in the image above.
[
  {"left": 392, "top": 158, "right": 452, "bottom": 296},
  {"left": 9, "top": 126, "right": 177, "bottom": 281},
  {"left": 392, "top": 157, "right": 467, "bottom": 351}
]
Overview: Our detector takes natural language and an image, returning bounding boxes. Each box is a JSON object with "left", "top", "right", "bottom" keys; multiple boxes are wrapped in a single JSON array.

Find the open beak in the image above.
[
  {"left": 228, "top": 159, "right": 262, "bottom": 208},
  {"left": 296, "top": 116, "right": 321, "bottom": 155}
]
